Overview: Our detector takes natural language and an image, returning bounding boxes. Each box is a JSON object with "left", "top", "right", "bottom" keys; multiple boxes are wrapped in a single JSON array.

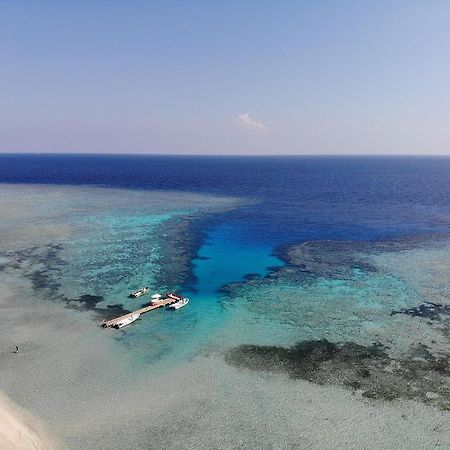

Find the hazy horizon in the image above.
[
  {"left": 2, "top": 1, "right": 450, "bottom": 155},
  {"left": 3, "top": 152, "right": 450, "bottom": 157}
]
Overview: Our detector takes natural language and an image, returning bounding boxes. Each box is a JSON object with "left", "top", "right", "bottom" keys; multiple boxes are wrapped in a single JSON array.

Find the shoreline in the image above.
[{"left": 0, "top": 392, "right": 63, "bottom": 450}]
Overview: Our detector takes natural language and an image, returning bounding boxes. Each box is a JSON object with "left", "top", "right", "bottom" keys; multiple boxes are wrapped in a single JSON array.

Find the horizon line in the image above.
[{"left": 1, "top": 152, "right": 450, "bottom": 158}]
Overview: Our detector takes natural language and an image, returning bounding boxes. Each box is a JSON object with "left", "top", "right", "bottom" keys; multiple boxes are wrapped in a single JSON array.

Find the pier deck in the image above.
[{"left": 102, "top": 297, "right": 177, "bottom": 328}]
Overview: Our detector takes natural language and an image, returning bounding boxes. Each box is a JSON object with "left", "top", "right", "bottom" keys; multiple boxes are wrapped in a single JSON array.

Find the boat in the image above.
[
  {"left": 168, "top": 297, "right": 189, "bottom": 310},
  {"left": 129, "top": 287, "right": 149, "bottom": 298},
  {"left": 167, "top": 292, "right": 183, "bottom": 301},
  {"left": 150, "top": 293, "right": 162, "bottom": 305},
  {"left": 113, "top": 313, "right": 140, "bottom": 329}
]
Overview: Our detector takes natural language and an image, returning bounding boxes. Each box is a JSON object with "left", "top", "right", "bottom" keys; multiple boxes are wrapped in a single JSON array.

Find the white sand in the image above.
[{"left": 0, "top": 392, "right": 62, "bottom": 450}]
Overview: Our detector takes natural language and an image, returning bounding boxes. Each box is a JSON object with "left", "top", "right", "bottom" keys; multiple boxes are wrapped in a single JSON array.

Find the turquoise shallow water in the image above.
[
  {"left": 2, "top": 183, "right": 446, "bottom": 369},
  {"left": 0, "top": 184, "right": 261, "bottom": 368},
  {"left": 23, "top": 186, "right": 440, "bottom": 370},
  {"left": 219, "top": 268, "right": 424, "bottom": 351},
  {"left": 116, "top": 217, "right": 440, "bottom": 370},
  {"left": 190, "top": 222, "right": 282, "bottom": 296},
  {"left": 117, "top": 221, "right": 284, "bottom": 369},
  {"left": 62, "top": 212, "right": 177, "bottom": 301}
]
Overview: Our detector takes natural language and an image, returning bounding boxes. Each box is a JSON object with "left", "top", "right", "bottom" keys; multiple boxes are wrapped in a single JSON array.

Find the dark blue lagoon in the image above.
[{"left": 0, "top": 155, "right": 449, "bottom": 449}]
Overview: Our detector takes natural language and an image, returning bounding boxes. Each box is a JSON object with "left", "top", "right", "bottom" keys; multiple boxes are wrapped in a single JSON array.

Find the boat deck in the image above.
[{"left": 102, "top": 297, "right": 178, "bottom": 328}]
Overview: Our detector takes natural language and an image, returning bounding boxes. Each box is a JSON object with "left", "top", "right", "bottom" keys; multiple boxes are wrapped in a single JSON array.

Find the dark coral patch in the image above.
[
  {"left": 225, "top": 340, "right": 388, "bottom": 381},
  {"left": 225, "top": 339, "right": 450, "bottom": 409},
  {"left": 4, "top": 244, "right": 130, "bottom": 321},
  {"left": 65, "top": 294, "right": 130, "bottom": 320},
  {"left": 391, "top": 301, "right": 450, "bottom": 320},
  {"left": 243, "top": 273, "right": 261, "bottom": 281}
]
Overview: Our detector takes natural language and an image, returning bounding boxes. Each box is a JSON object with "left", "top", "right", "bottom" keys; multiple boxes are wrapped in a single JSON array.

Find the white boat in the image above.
[
  {"left": 167, "top": 292, "right": 184, "bottom": 301},
  {"left": 129, "top": 287, "right": 149, "bottom": 298},
  {"left": 168, "top": 297, "right": 189, "bottom": 310},
  {"left": 114, "top": 313, "right": 140, "bottom": 328},
  {"left": 150, "top": 293, "right": 162, "bottom": 305}
]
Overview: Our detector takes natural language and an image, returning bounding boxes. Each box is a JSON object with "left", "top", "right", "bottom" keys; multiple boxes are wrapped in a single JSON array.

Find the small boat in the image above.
[
  {"left": 168, "top": 297, "right": 189, "bottom": 310},
  {"left": 167, "top": 292, "right": 184, "bottom": 301},
  {"left": 129, "top": 287, "right": 149, "bottom": 298},
  {"left": 150, "top": 293, "right": 162, "bottom": 305},
  {"left": 114, "top": 313, "right": 140, "bottom": 329}
]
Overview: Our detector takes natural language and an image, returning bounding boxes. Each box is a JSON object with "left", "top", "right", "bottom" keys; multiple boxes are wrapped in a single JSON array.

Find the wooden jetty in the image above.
[{"left": 101, "top": 297, "right": 177, "bottom": 329}]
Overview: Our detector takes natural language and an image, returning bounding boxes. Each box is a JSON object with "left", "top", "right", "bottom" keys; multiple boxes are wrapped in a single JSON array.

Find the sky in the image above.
[{"left": 1, "top": 1, "right": 450, "bottom": 155}]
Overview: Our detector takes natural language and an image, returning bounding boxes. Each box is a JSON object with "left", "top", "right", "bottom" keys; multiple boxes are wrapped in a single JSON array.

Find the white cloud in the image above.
[{"left": 233, "top": 112, "right": 268, "bottom": 131}]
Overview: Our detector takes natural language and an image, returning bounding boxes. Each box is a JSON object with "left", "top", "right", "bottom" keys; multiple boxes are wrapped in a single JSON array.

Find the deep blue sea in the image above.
[{"left": 2, "top": 154, "right": 450, "bottom": 245}]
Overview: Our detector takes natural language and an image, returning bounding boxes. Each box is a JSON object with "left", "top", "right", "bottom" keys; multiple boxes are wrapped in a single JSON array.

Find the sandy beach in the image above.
[{"left": 0, "top": 392, "right": 62, "bottom": 450}]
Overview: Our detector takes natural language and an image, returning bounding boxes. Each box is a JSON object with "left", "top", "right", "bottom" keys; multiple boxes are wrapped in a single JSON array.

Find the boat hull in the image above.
[
  {"left": 129, "top": 287, "right": 149, "bottom": 298},
  {"left": 114, "top": 313, "right": 140, "bottom": 328},
  {"left": 169, "top": 298, "right": 189, "bottom": 310}
]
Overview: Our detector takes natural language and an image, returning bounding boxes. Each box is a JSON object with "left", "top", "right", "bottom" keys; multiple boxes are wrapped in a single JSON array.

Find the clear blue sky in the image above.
[{"left": 1, "top": 1, "right": 449, "bottom": 154}]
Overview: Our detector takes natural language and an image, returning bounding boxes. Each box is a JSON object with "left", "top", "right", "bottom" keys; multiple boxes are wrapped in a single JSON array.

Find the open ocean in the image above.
[
  {"left": 0, "top": 154, "right": 449, "bottom": 449},
  {"left": 3, "top": 154, "right": 450, "bottom": 240}
]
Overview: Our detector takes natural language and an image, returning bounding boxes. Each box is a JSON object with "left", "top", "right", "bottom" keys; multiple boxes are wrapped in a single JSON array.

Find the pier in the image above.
[{"left": 101, "top": 296, "right": 178, "bottom": 328}]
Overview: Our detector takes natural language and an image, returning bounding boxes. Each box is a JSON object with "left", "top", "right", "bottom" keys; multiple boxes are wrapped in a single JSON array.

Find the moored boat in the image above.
[
  {"left": 150, "top": 293, "right": 162, "bottom": 305},
  {"left": 114, "top": 313, "right": 140, "bottom": 328},
  {"left": 167, "top": 292, "right": 183, "bottom": 301},
  {"left": 168, "top": 297, "right": 189, "bottom": 310},
  {"left": 129, "top": 287, "right": 149, "bottom": 298}
]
